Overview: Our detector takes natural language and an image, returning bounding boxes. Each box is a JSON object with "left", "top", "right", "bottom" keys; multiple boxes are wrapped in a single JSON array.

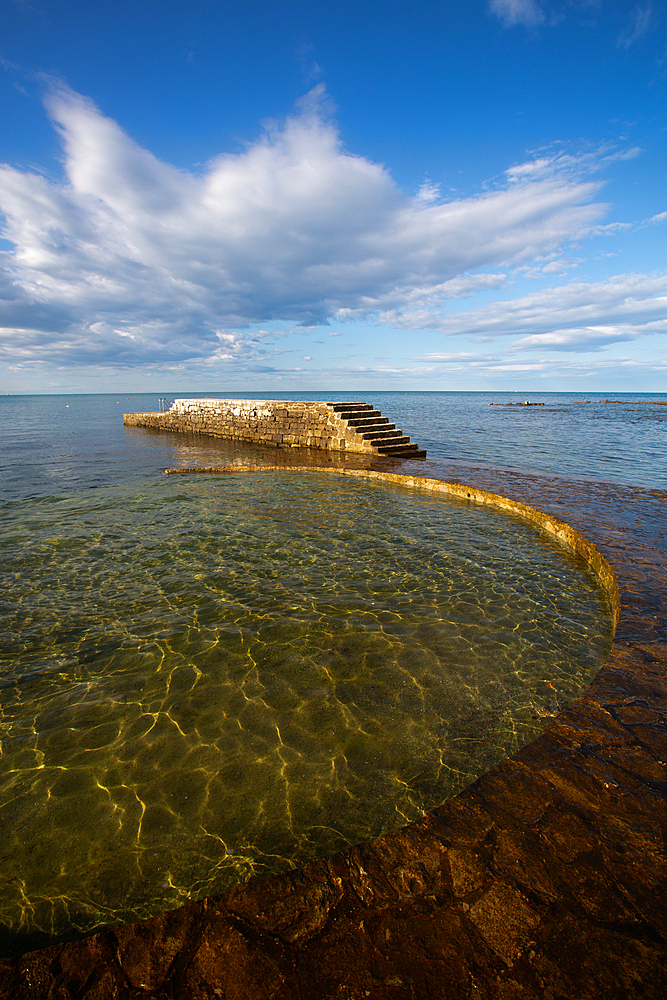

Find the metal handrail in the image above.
[{"left": 158, "top": 397, "right": 173, "bottom": 412}]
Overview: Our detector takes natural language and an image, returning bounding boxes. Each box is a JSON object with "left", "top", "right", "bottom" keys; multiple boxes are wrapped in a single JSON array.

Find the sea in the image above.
[
  {"left": 0, "top": 388, "right": 664, "bottom": 952},
  {"left": 1, "top": 389, "right": 666, "bottom": 502}
]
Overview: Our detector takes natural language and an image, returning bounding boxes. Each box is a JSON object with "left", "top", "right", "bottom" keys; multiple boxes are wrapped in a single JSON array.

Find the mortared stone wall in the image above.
[{"left": 123, "top": 399, "right": 379, "bottom": 454}]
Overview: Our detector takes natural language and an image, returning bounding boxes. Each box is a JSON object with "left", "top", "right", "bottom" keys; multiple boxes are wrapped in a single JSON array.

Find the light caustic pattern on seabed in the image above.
[{"left": 0, "top": 473, "right": 614, "bottom": 942}]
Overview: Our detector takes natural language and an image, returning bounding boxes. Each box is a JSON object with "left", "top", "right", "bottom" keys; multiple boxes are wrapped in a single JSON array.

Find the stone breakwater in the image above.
[{"left": 123, "top": 399, "right": 426, "bottom": 458}]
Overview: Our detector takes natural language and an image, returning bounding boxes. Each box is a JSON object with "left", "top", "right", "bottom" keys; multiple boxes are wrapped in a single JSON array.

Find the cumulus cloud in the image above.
[
  {"left": 0, "top": 83, "right": 612, "bottom": 366},
  {"left": 399, "top": 272, "right": 667, "bottom": 353}
]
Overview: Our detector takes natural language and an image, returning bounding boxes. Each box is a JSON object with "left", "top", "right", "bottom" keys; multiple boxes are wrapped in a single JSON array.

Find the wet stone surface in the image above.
[{"left": 0, "top": 455, "right": 666, "bottom": 999}]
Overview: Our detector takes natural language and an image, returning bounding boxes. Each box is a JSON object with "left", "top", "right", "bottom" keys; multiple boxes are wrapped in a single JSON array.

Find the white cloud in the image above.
[
  {"left": 400, "top": 272, "right": 667, "bottom": 353},
  {"left": 617, "top": 4, "right": 653, "bottom": 49},
  {"left": 489, "top": 0, "right": 545, "bottom": 28},
  {"left": 296, "top": 43, "right": 324, "bottom": 85},
  {"left": 511, "top": 327, "right": 640, "bottom": 351},
  {"left": 518, "top": 256, "right": 581, "bottom": 278},
  {"left": 415, "top": 180, "right": 441, "bottom": 203},
  {"left": 412, "top": 348, "right": 667, "bottom": 382},
  {"left": 0, "top": 83, "right": 613, "bottom": 367}
]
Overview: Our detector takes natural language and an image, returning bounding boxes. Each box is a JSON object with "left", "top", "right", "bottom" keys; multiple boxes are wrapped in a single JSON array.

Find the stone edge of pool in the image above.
[{"left": 4, "top": 468, "right": 666, "bottom": 999}]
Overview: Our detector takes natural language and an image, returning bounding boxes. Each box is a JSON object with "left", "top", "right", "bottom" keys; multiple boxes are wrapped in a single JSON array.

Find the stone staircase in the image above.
[{"left": 331, "top": 403, "right": 426, "bottom": 459}]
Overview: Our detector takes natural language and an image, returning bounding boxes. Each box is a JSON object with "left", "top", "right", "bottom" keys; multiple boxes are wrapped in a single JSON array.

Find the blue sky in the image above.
[{"left": 0, "top": 0, "right": 665, "bottom": 392}]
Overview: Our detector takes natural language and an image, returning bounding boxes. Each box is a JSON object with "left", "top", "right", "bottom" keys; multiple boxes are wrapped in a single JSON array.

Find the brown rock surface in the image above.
[{"left": 1, "top": 457, "right": 665, "bottom": 999}]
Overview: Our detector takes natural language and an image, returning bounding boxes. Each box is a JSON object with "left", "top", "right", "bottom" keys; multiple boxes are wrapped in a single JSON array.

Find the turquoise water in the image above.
[{"left": 0, "top": 470, "right": 613, "bottom": 947}]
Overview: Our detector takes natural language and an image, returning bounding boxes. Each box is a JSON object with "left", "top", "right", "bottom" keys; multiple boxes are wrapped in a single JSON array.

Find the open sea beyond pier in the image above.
[{"left": 0, "top": 390, "right": 665, "bottom": 964}]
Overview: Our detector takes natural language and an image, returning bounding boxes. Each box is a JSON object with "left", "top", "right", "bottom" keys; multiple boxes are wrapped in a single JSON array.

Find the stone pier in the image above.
[{"left": 123, "top": 399, "right": 426, "bottom": 458}]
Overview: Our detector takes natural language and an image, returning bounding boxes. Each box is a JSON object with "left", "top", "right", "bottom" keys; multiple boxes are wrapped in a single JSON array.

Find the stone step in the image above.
[
  {"left": 375, "top": 435, "right": 411, "bottom": 448},
  {"left": 376, "top": 442, "right": 426, "bottom": 457},
  {"left": 340, "top": 410, "right": 389, "bottom": 427},
  {"left": 331, "top": 400, "right": 426, "bottom": 458},
  {"left": 366, "top": 431, "right": 404, "bottom": 443},
  {"left": 331, "top": 402, "right": 374, "bottom": 412},
  {"left": 361, "top": 427, "right": 399, "bottom": 440},
  {"left": 346, "top": 414, "right": 388, "bottom": 428}
]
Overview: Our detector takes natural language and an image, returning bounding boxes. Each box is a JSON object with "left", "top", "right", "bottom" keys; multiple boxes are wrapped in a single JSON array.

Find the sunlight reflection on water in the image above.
[{"left": 0, "top": 471, "right": 613, "bottom": 942}]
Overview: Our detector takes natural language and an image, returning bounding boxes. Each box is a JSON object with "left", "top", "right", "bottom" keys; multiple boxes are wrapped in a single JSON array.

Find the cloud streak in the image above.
[
  {"left": 489, "top": 0, "right": 545, "bottom": 28},
  {"left": 0, "top": 83, "right": 611, "bottom": 366},
  {"left": 617, "top": 4, "right": 653, "bottom": 49},
  {"left": 394, "top": 272, "right": 667, "bottom": 353}
]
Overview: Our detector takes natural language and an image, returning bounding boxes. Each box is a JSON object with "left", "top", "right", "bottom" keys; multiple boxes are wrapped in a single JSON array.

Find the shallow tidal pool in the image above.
[{"left": 0, "top": 471, "right": 613, "bottom": 946}]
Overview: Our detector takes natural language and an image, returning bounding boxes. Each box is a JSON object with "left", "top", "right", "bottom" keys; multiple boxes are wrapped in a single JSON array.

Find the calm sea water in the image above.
[
  {"left": 0, "top": 388, "right": 656, "bottom": 951},
  {"left": 0, "top": 390, "right": 666, "bottom": 502}
]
